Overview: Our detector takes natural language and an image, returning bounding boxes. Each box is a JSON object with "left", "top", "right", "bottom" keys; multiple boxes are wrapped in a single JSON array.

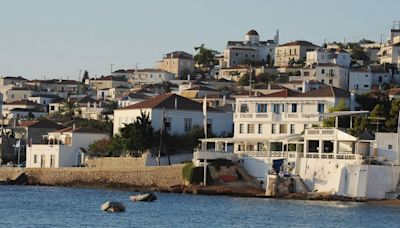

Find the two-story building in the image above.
[
  {"left": 26, "top": 127, "right": 109, "bottom": 168},
  {"left": 113, "top": 93, "right": 233, "bottom": 136},
  {"left": 275, "top": 40, "right": 319, "bottom": 67},
  {"left": 156, "top": 51, "right": 195, "bottom": 78}
]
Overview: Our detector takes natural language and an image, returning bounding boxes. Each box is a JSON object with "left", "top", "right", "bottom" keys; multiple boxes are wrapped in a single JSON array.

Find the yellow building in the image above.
[
  {"left": 156, "top": 51, "right": 194, "bottom": 79},
  {"left": 275, "top": 40, "right": 319, "bottom": 67}
]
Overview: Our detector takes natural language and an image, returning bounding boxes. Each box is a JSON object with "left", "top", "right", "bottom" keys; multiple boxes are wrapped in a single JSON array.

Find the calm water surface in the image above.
[{"left": 0, "top": 185, "right": 399, "bottom": 228}]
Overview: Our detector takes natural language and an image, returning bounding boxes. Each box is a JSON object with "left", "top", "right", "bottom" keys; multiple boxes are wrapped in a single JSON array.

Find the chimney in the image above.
[
  {"left": 73, "top": 123, "right": 76, "bottom": 130},
  {"left": 174, "top": 98, "right": 178, "bottom": 109}
]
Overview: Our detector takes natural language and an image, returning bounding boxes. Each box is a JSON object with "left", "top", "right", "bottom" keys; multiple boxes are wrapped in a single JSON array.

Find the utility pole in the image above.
[
  {"left": 203, "top": 96, "right": 208, "bottom": 186},
  {"left": 157, "top": 108, "right": 165, "bottom": 166},
  {"left": 110, "top": 64, "right": 114, "bottom": 74}
]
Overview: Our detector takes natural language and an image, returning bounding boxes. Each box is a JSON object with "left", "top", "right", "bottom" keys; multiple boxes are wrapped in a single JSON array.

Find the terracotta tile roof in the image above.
[
  {"left": 260, "top": 86, "right": 349, "bottom": 98},
  {"left": 260, "top": 89, "right": 301, "bottom": 98},
  {"left": 119, "top": 93, "right": 223, "bottom": 112},
  {"left": 389, "top": 88, "right": 400, "bottom": 95},
  {"left": 164, "top": 51, "right": 193, "bottom": 60},
  {"left": 50, "top": 127, "right": 107, "bottom": 134},
  {"left": 93, "top": 75, "right": 126, "bottom": 82},
  {"left": 5, "top": 100, "right": 41, "bottom": 106},
  {"left": 279, "top": 40, "right": 319, "bottom": 47},
  {"left": 185, "top": 86, "right": 218, "bottom": 92},
  {"left": 17, "top": 119, "right": 65, "bottom": 129}
]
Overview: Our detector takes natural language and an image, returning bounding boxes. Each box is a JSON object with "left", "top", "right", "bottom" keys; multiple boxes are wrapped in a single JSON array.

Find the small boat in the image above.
[
  {"left": 130, "top": 192, "right": 157, "bottom": 202},
  {"left": 101, "top": 201, "right": 126, "bottom": 212}
]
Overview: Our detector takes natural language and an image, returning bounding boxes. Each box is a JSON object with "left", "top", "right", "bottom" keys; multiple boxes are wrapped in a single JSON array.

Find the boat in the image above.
[
  {"left": 101, "top": 201, "right": 126, "bottom": 212},
  {"left": 130, "top": 192, "right": 157, "bottom": 202}
]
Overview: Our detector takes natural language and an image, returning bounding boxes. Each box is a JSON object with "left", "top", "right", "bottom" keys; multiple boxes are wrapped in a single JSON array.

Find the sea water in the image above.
[{"left": 0, "top": 185, "right": 399, "bottom": 228}]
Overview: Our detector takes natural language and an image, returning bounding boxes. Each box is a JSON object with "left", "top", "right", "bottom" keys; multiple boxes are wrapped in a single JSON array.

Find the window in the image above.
[
  {"left": 379, "top": 76, "right": 383, "bottom": 83},
  {"left": 321, "top": 79, "right": 325, "bottom": 84},
  {"left": 239, "top": 124, "right": 244, "bottom": 133},
  {"left": 50, "top": 106, "right": 55, "bottom": 111},
  {"left": 365, "top": 74, "right": 368, "bottom": 78},
  {"left": 258, "top": 124, "right": 263, "bottom": 134},
  {"left": 271, "top": 124, "right": 276, "bottom": 134},
  {"left": 290, "top": 124, "right": 295, "bottom": 134},
  {"left": 50, "top": 155, "right": 55, "bottom": 168},
  {"left": 235, "top": 53, "right": 238, "bottom": 57},
  {"left": 245, "top": 54, "right": 248, "bottom": 58},
  {"left": 291, "top": 104, "right": 297, "bottom": 113},
  {"left": 318, "top": 103, "right": 325, "bottom": 113},
  {"left": 164, "top": 118, "right": 172, "bottom": 132},
  {"left": 280, "top": 124, "right": 287, "bottom": 134},
  {"left": 257, "top": 103, "right": 267, "bottom": 113},
  {"left": 240, "top": 104, "right": 249, "bottom": 113},
  {"left": 247, "top": 124, "right": 255, "bottom": 134},
  {"left": 11, "top": 94, "right": 14, "bottom": 99},
  {"left": 272, "top": 104, "right": 280, "bottom": 114},
  {"left": 323, "top": 141, "right": 334, "bottom": 153},
  {"left": 184, "top": 118, "right": 192, "bottom": 132},
  {"left": 321, "top": 69, "right": 325, "bottom": 74},
  {"left": 355, "top": 85, "right": 359, "bottom": 89},
  {"left": 364, "top": 84, "right": 369, "bottom": 88},
  {"left": 33, "top": 155, "right": 37, "bottom": 164},
  {"left": 388, "top": 145, "right": 393, "bottom": 150},
  {"left": 329, "top": 79, "right": 333, "bottom": 84}
]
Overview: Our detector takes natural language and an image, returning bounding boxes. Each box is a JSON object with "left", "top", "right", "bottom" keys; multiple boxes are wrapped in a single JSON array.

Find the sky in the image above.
[{"left": 0, "top": 0, "right": 399, "bottom": 80}]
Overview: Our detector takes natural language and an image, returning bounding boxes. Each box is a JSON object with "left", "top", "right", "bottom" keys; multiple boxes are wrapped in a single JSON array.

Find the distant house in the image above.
[
  {"left": 349, "top": 68, "right": 372, "bottom": 94},
  {"left": 275, "top": 40, "right": 319, "bottom": 67},
  {"left": 97, "top": 85, "right": 130, "bottom": 100},
  {"left": 113, "top": 93, "right": 233, "bottom": 136},
  {"left": 89, "top": 75, "right": 130, "bottom": 91},
  {"left": 128, "top": 69, "right": 176, "bottom": 85},
  {"left": 26, "top": 127, "right": 109, "bottom": 168},
  {"left": 388, "top": 88, "right": 400, "bottom": 100},
  {"left": 116, "top": 92, "right": 150, "bottom": 108},
  {"left": 156, "top": 51, "right": 195, "bottom": 78},
  {"left": 0, "top": 76, "right": 27, "bottom": 86},
  {"left": 2, "top": 100, "right": 46, "bottom": 119},
  {"left": 6, "top": 87, "right": 34, "bottom": 102},
  {"left": 13, "top": 119, "right": 65, "bottom": 144}
]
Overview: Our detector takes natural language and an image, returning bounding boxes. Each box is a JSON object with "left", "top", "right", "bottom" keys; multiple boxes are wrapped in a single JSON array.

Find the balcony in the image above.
[
  {"left": 234, "top": 112, "right": 321, "bottom": 122},
  {"left": 193, "top": 150, "right": 235, "bottom": 162}
]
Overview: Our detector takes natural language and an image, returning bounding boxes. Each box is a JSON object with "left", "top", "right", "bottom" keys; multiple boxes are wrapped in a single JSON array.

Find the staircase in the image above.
[{"left": 236, "top": 165, "right": 261, "bottom": 189}]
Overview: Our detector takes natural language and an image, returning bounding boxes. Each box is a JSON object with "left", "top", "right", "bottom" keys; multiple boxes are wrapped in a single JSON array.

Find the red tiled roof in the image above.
[
  {"left": 279, "top": 40, "right": 319, "bottom": 47},
  {"left": 119, "top": 93, "right": 223, "bottom": 112},
  {"left": 389, "top": 88, "right": 400, "bottom": 95},
  {"left": 18, "top": 119, "right": 64, "bottom": 129},
  {"left": 261, "top": 86, "right": 349, "bottom": 98},
  {"left": 93, "top": 75, "right": 126, "bottom": 82},
  {"left": 50, "top": 127, "right": 107, "bottom": 134},
  {"left": 4, "top": 100, "right": 40, "bottom": 106}
]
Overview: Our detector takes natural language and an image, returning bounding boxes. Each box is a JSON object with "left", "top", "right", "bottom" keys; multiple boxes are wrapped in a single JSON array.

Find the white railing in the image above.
[
  {"left": 255, "top": 113, "right": 269, "bottom": 118},
  {"left": 304, "top": 153, "right": 361, "bottom": 160},
  {"left": 285, "top": 113, "right": 299, "bottom": 118},
  {"left": 237, "top": 151, "right": 298, "bottom": 158},
  {"left": 193, "top": 150, "right": 235, "bottom": 161}
]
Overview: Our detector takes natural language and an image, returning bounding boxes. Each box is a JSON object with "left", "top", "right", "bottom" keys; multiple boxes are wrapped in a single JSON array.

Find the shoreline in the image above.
[{"left": 5, "top": 181, "right": 400, "bottom": 205}]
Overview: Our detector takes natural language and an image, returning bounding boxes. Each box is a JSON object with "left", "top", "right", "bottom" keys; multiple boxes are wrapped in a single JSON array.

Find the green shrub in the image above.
[{"left": 182, "top": 162, "right": 213, "bottom": 185}]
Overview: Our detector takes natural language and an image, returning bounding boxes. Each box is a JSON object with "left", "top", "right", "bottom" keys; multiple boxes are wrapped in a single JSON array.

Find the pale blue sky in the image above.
[{"left": 0, "top": 0, "right": 399, "bottom": 79}]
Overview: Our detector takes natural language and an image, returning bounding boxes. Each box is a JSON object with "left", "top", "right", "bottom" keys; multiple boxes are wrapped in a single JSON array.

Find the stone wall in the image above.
[
  {"left": 85, "top": 156, "right": 147, "bottom": 169},
  {"left": 0, "top": 167, "right": 21, "bottom": 181},
  {"left": 0, "top": 165, "right": 185, "bottom": 191}
]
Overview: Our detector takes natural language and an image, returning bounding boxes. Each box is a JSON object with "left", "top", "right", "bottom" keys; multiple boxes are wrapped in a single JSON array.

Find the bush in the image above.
[{"left": 182, "top": 162, "right": 213, "bottom": 185}]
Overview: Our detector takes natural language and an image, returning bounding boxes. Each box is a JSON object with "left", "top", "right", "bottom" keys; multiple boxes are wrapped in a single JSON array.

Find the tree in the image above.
[
  {"left": 119, "top": 111, "right": 154, "bottom": 154},
  {"left": 194, "top": 44, "right": 218, "bottom": 67},
  {"left": 101, "top": 100, "right": 119, "bottom": 117},
  {"left": 60, "top": 99, "right": 80, "bottom": 119},
  {"left": 349, "top": 116, "right": 369, "bottom": 136},
  {"left": 88, "top": 136, "right": 124, "bottom": 157},
  {"left": 82, "top": 70, "right": 89, "bottom": 83},
  {"left": 237, "top": 73, "right": 250, "bottom": 86},
  {"left": 256, "top": 72, "right": 277, "bottom": 84},
  {"left": 386, "top": 99, "right": 400, "bottom": 132}
]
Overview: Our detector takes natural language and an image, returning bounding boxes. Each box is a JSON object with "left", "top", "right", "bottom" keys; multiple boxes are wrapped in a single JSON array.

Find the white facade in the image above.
[
  {"left": 128, "top": 69, "right": 176, "bottom": 85},
  {"left": 26, "top": 130, "right": 109, "bottom": 168},
  {"left": 220, "top": 30, "right": 278, "bottom": 68},
  {"left": 114, "top": 108, "right": 233, "bottom": 137},
  {"left": 306, "top": 50, "right": 351, "bottom": 68},
  {"left": 349, "top": 70, "right": 372, "bottom": 94},
  {"left": 302, "top": 64, "right": 349, "bottom": 90},
  {"left": 375, "top": 133, "right": 399, "bottom": 162},
  {"left": 371, "top": 71, "right": 392, "bottom": 87}
]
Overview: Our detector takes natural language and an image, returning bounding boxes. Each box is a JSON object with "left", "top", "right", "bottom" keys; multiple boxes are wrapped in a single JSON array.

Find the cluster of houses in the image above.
[{"left": 2, "top": 27, "right": 400, "bottom": 199}]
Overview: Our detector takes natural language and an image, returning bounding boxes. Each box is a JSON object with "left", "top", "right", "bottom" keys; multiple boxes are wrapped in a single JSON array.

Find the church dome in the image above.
[{"left": 246, "top": 30, "right": 259, "bottom": 36}]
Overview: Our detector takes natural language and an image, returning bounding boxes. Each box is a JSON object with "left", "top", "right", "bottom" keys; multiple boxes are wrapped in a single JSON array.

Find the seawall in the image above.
[{"left": 0, "top": 166, "right": 185, "bottom": 192}]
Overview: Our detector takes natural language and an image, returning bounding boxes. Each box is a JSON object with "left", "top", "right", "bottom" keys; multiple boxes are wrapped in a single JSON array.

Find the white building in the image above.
[
  {"left": 378, "top": 29, "right": 400, "bottom": 67},
  {"left": 306, "top": 49, "right": 351, "bottom": 68},
  {"left": 127, "top": 69, "right": 176, "bottom": 85},
  {"left": 113, "top": 93, "right": 233, "bottom": 136},
  {"left": 26, "top": 127, "right": 109, "bottom": 168},
  {"left": 301, "top": 63, "right": 349, "bottom": 90},
  {"left": 219, "top": 30, "right": 278, "bottom": 68},
  {"left": 349, "top": 68, "right": 372, "bottom": 94}
]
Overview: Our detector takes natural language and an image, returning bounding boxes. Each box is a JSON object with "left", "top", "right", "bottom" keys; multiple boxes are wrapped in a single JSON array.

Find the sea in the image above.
[{"left": 0, "top": 185, "right": 399, "bottom": 228}]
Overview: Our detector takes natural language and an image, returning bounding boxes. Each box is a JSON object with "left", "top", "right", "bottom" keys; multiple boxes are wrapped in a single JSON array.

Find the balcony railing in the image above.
[{"left": 234, "top": 112, "right": 321, "bottom": 121}]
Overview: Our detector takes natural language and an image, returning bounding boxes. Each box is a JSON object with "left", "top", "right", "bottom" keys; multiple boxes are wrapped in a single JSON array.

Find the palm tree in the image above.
[{"left": 60, "top": 99, "right": 79, "bottom": 119}]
